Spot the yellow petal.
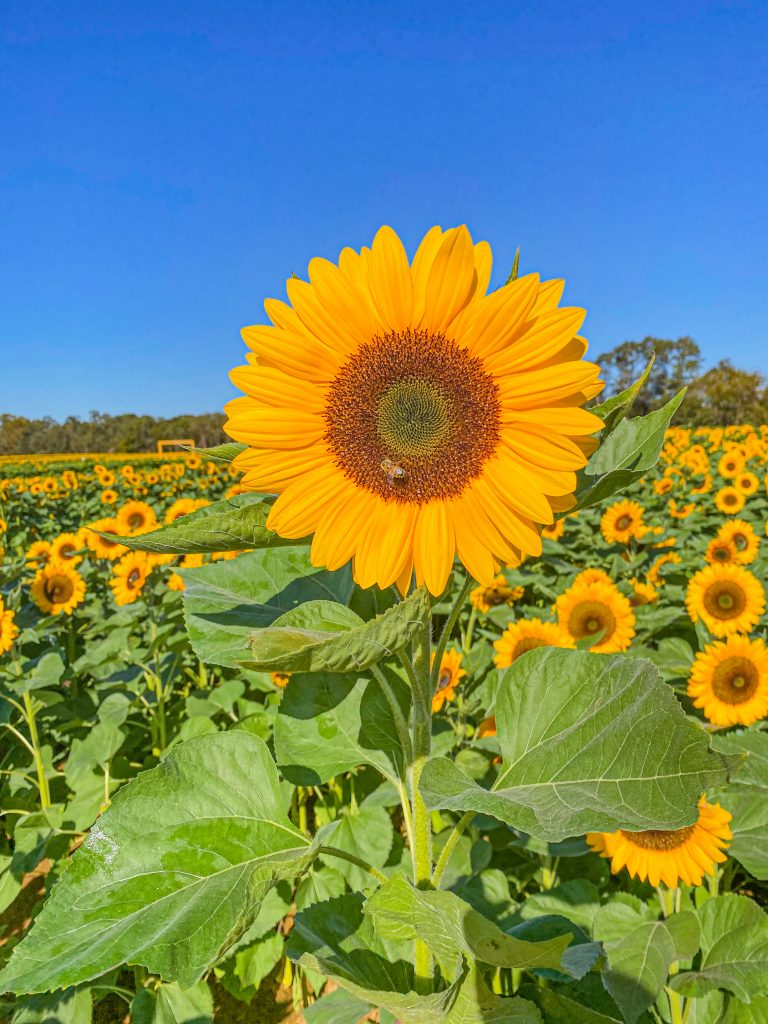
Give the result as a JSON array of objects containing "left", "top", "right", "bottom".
[
  {"left": 421, "top": 226, "right": 478, "bottom": 334},
  {"left": 366, "top": 226, "right": 414, "bottom": 332},
  {"left": 413, "top": 502, "right": 455, "bottom": 596}
]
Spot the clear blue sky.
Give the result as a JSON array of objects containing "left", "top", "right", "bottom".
[{"left": 1, "top": 0, "right": 766, "bottom": 420}]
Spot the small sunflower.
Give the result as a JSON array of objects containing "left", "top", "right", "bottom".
[
  {"left": 555, "top": 579, "right": 636, "bottom": 653},
  {"left": 715, "top": 486, "right": 746, "bottom": 515},
  {"left": 494, "top": 617, "right": 574, "bottom": 668},
  {"left": 690, "top": 474, "right": 712, "bottom": 495},
  {"left": 431, "top": 648, "right": 466, "bottom": 712},
  {"left": 572, "top": 567, "right": 613, "bottom": 587},
  {"left": 270, "top": 671, "right": 291, "bottom": 689},
  {"left": 30, "top": 560, "right": 86, "bottom": 615},
  {"left": 718, "top": 451, "right": 745, "bottom": 479},
  {"left": 101, "top": 488, "right": 118, "bottom": 505},
  {"left": 226, "top": 224, "right": 604, "bottom": 596},
  {"left": 706, "top": 537, "right": 737, "bottom": 566},
  {"left": 0, "top": 600, "right": 19, "bottom": 655},
  {"left": 653, "top": 477, "right": 674, "bottom": 496},
  {"left": 718, "top": 520, "right": 759, "bottom": 565},
  {"left": 668, "top": 499, "right": 695, "bottom": 519},
  {"left": 85, "top": 518, "right": 128, "bottom": 561},
  {"left": 110, "top": 551, "right": 152, "bottom": 606},
  {"left": 587, "top": 797, "right": 731, "bottom": 888},
  {"left": 600, "top": 499, "right": 646, "bottom": 545},
  {"left": 629, "top": 579, "right": 658, "bottom": 607},
  {"left": 115, "top": 500, "right": 158, "bottom": 535},
  {"left": 542, "top": 519, "right": 565, "bottom": 542},
  {"left": 735, "top": 471, "right": 759, "bottom": 495},
  {"left": 686, "top": 563, "right": 765, "bottom": 638},
  {"left": 25, "top": 540, "right": 52, "bottom": 569},
  {"left": 688, "top": 635, "right": 768, "bottom": 727},
  {"left": 647, "top": 550, "right": 682, "bottom": 586},
  {"left": 164, "top": 498, "right": 210, "bottom": 523},
  {"left": 50, "top": 531, "right": 85, "bottom": 565},
  {"left": 470, "top": 574, "right": 524, "bottom": 613},
  {"left": 476, "top": 716, "right": 497, "bottom": 738}
]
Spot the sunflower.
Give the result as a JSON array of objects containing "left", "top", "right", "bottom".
[
  {"left": 718, "top": 451, "right": 745, "bottom": 478},
  {"left": 270, "top": 671, "right": 291, "bottom": 689},
  {"left": 572, "top": 567, "right": 613, "bottom": 587},
  {"left": 101, "top": 488, "right": 118, "bottom": 505},
  {"left": 555, "top": 579, "right": 636, "bottom": 653},
  {"left": 30, "top": 560, "right": 86, "bottom": 615},
  {"left": 735, "top": 471, "right": 759, "bottom": 495},
  {"left": 164, "top": 498, "right": 210, "bottom": 523},
  {"left": 653, "top": 477, "right": 674, "bottom": 496},
  {"left": 115, "top": 500, "right": 157, "bottom": 535},
  {"left": 587, "top": 797, "right": 731, "bottom": 888},
  {"left": 225, "top": 225, "right": 604, "bottom": 595},
  {"left": 629, "top": 579, "right": 658, "bottom": 607},
  {"left": 110, "top": 551, "right": 152, "bottom": 606},
  {"left": 476, "top": 716, "right": 497, "bottom": 738},
  {"left": 647, "top": 551, "right": 682, "bottom": 585},
  {"left": 541, "top": 518, "right": 565, "bottom": 542},
  {"left": 493, "top": 617, "right": 574, "bottom": 668},
  {"left": 600, "top": 499, "right": 646, "bottom": 545},
  {"left": 25, "top": 540, "right": 52, "bottom": 569},
  {"left": 668, "top": 499, "right": 695, "bottom": 519},
  {"left": 690, "top": 474, "right": 712, "bottom": 495},
  {"left": 50, "top": 531, "right": 85, "bottom": 564},
  {"left": 0, "top": 600, "right": 19, "bottom": 655},
  {"left": 715, "top": 486, "right": 746, "bottom": 515},
  {"left": 470, "top": 574, "right": 524, "bottom": 613},
  {"left": 431, "top": 648, "right": 466, "bottom": 712},
  {"left": 688, "top": 635, "right": 768, "bottom": 727},
  {"left": 718, "top": 520, "right": 759, "bottom": 565},
  {"left": 686, "top": 563, "right": 765, "bottom": 637},
  {"left": 706, "top": 537, "right": 737, "bottom": 566},
  {"left": 85, "top": 518, "right": 127, "bottom": 561}
]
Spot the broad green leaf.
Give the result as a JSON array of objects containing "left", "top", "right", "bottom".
[
  {"left": 274, "top": 669, "right": 409, "bottom": 785},
  {"left": 593, "top": 905, "right": 700, "bottom": 1024},
  {"left": 302, "top": 989, "right": 373, "bottom": 1024},
  {"left": 539, "top": 987, "right": 625, "bottom": 1023},
  {"left": 182, "top": 549, "right": 354, "bottom": 667},
  {"left": 590, "top": 356, "right": 655, "bottom": 435},
  {"left": 131, "top": 980, "right": 214, "bottom": 1024},
  {"left": 246, "top": 588, "right": 430, "bottom": 673},
  {"left": 712, "top": 731, "right": 768, "bottom": 878},
  {"left": 420, "top": 649, "right": 732, "bottom": 842},
  {"left": 108, "top": 494, "right": 297, "bottom": 554},
  {"left": 366, "top": 874, "right": 571, "bottom": 982},
  {"left": 14, "top": 652, "right": 65, "bottom": 695},
  {"left": 520, "top": 880, "right": 601, "bottom": 934},
  {"left": 9, "top": 988, "right": 92, "bottom": 1024},
  {"left": 575, "top": 390, "right": 686, "bottom": 510},
  {"left": 0, "top": 732, "right": 317, "bottom": 994},
  {"left": 670, "top": 895, "right": 768, "bottom": 1003},
  {"left": 223, "top": 931, "right": 284, "bottom": 999}
]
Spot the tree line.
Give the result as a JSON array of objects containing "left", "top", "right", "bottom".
[{"left": 1, "top": 338, "right": 766, "bottom": 454}]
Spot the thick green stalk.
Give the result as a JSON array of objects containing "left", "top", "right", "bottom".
[
  {"left": 22, "top": 692, "right": 51, "bottom": 809},
  {"left": 410, "top": 610, "right": 434, "bottom": 991}
]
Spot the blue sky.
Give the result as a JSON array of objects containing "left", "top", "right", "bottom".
[{"left": 1, "top": 0, "right": 766, "bottom": 420}]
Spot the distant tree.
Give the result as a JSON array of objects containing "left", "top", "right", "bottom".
[
  {"left": 684, "top": 360, "right": 768, "bottom": 426},
  {"left": 594, "top": 337, "right": 702, "bottom": 416}
]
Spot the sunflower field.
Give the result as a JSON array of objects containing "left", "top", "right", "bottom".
[{"left": 2, "top": 228, "right": 768, "bottom": 1024}]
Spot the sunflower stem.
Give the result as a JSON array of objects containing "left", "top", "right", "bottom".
[
  {"left": 22, "top": 692, "right": 51, "bottom": 810},
  {"left": 410, "top": 600, "right": 434, "bottom": 992}
]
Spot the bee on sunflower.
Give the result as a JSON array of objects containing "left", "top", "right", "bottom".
[
  {"left": 225, "top": 224, "right": 604, "bottom": 595},
  {"left": 555, "top": 578, "right": 636, "bottom": 653},
  {"left": 587, "top": 797, "right": 732, "bottom": 888},
  {"left": 30, "top": 559, "right": 86, "bottom": 615},
  {"left": 688, "top": 635, "right": 768, "bottom": 727},
  {"left": 686, "top": 563, "right": 765, "bottom": 637},
  {"left": 494, "top": 617, "right": 574, "bottom": 668}
]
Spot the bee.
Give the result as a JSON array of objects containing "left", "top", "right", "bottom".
[{"left": 380, "top": 458, "right": 407, "bottom": 487}]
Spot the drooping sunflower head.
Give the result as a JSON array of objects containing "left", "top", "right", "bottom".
[
  {"left": 688, "top": 635, "right": 768, "bottom": 727},
  {"left": 226, "top": 225, "right": 604, "bottom": 595},
  {"left": 493, "top": 617, "right": 574, "bottom": 668},
  {"left": 587, "top": 797, "right": 732, "bottom": 888},
  {"left": 431, "top": 647, "right": 466, "bottom": 712},
  {"left": 555, "top": 579, "right": 636, "bottom": 653},
  {"left": 110, "top": 551, "right": 152, "bottom": 606},
  {"left": 718, "top": 520, "right": 759, "bottom": 565},
  {"left": 30, "top": 559, "right": 86, "bottom": 616},
  {"left": 600, "top": 499, "right": 646, "bottom": 545},
  {"left": 115, "top": 500, "right": 158, "bottom": 536},
  {"left": 686, "top": 563, "right": 765, "bottom": 638}
]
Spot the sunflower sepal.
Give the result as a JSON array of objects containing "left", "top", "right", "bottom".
[{"left": 103, "top": 494, "right": 297, "bottom": 554}]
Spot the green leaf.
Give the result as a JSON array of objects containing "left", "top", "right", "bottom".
[
  {"left": 419, "top": 648, "right": 732, "bottom": 842},
  {"left": 575, "top": 389, "right": 686, "bottom": 510},
  {"left": 274, "top": 669, "right": 409, "bottom": 785},
  {"left": 712, "top": 731, "right": 768, "bottom": 878},
  {"left": 182, "top": 548, "right": 354, "bottom": 667},
  {"left": 0, "top": 732, "right": 318, "bottom": 994},
  {"left": 520, "top": 880, "right": 601, "bottom": 934},
  {"left": 590, "top": 356, "right": 655, "bottom": 435},
  {"left": 194, "top": 443, "right": 247, "bottom": 462},
  {"left": 9, "top": 989, "right": 92, "bottom": 1024},
  {"left": 302, "top": 988, "right": 373, "bottom": 1024},
  {"left": 131, "top": 980, "right": 214, "bottom": 1024},
  {"left": 109, "top": 494, "right": 300, "bottom": 554},
  {"left": 670, "top": 895, "right": 768, "bottom": 1003},
  {"left": 367, "top": 874, "right": 571, "bottom": 983},
  {"left": 246, "top": 588, "right": 430, "bottom": 673},
  {"left": 593, "top": 903, "right": 700, "bottom": 1024},
  {"left": 14, "top": 652, "right": 65, "bottom": 695}
]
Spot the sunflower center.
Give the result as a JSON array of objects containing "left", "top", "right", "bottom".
[
  {"left": 438, "top": 670, "right": 452, "bottom": 690},
  {"left": 44, "top": 575, "right": 74, "bottom": 604},
  {"left": 128, "top": 514, "right": 144, "bottom": 529},
  {"left": 59, "top": 543, "right": 76, "bottom": 559},
  {"left": 513, "top": 637, "right": 548, "bottom": 660},
  {"left": 569, "top": 601, "right": 615, "bottom": 643},
  {"left": 732, "top": 532, "right": 748, "bottom": 550},
  {"left": 620, "top": 825, "right": 696, "bottom": 850},
  {"left": 615, "top": 515, "right": 632, "bottom": 532},
  {"left": 712, "top": 656, "right": 760, "bottom": 704},
  {"left": 704, "top": 582, "right": 746, "bottom": 621},
  {"left": 323, "top": 329, "right": 501, "bottom": 503},
  {"left": 713, "top": 545, "right": 731, "bottom": 562},
  {"left": 127, "top": 569, "right": 142, "bottom": 589}
]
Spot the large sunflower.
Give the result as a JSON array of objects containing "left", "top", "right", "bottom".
[
  {"left": 587, "top": 797, "right": 731, "bottom": 888},
  {"left": 600, "top": 499, "right": 646, "bottom": 545},
  {"left": 226, "top": 225, "right": 604, "bottom": 595},
  {"left": 686, "top": 563, "right": 765, "bottom": 637},
  {"left": 688, "top": 635, "right": 768, "bottom": 727},
  {"left": 493, "top": 617, "right": 574, "bottom": 668},
  {"left": 555, "top": 579, "right": 636, "bottom": 653},
  {"left": 30, "top": 560, "right": 86, "bottom": 615}
]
